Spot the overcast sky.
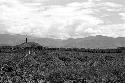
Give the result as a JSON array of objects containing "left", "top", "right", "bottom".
[{"left": 0, "top": 0, "right": 125, "bottom": 39}]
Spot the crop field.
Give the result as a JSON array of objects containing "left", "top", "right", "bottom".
[{"left": 0, "top": 45, "right": 125, "bottom": 83}]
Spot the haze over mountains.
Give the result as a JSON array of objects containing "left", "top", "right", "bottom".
[{"left": 0, "top": 34, "right": 125, "bottom": 48}]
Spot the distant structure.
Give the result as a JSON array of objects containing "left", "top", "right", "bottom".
[{"left": 26, "top": 38, "right": 28, "bottom": 43}]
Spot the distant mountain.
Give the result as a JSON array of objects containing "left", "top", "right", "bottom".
[
  {"left": 0, "top": 34, "right": 125, "bottom": 48},
  {"left": 0, "top": 34, "right": 34, "bottom": 46}
]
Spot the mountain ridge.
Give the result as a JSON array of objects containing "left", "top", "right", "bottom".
[{"left": 0, "top": 34, "right": 125, "bottom": 48}]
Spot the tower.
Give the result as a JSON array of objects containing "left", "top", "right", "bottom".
[{"left": 26, "top": 37, "right": 28, "bottom": 43}]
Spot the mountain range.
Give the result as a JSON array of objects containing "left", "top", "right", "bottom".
[{"left": 0, "top": 34, "right": 125, "bottom": 48}]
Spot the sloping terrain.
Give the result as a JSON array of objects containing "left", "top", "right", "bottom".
[
  {"left": 16, "top": 42, "right": 41, "bottom": 48},
  {"left": 0, "top": 46, "right": 125, "bottom": 83}
]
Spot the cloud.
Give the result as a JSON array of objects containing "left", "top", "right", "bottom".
[
  {"left": 0, "top": 0, "right": 124, "bottom": 39},
  {"left": 119, "top": 13, "right": 125, "bottom": 20},
  {"left": 99, "top": 24, "right": 125, "bottom": 37},
  {"left": 104, "top": 2, "right": 123, "bottom": 8},
  {"left": 85, "top": 24, "right": 125, "bottom": 38}
]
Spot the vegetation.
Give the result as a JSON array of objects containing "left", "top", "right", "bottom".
[{"left": 0, "top": 44, "right": 125, "bottom": 83}]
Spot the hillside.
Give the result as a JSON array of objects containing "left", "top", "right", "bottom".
[
  {"left": 0, "top": 34, "right": 125, "bottom": 48},
  {"left": 0, "top": 44, "right": 124, "bottom": 83}
]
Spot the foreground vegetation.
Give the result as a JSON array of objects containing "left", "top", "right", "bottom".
[{"left": 0, "top": 45, "right": 125, "bottom": 83}]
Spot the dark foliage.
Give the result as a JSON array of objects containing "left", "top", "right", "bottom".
[
  {"left": 105, "top": 56, "right": 115, "bottom": 61},
  {"left": 0, "top": 45, "right": 125, "bottom": 83},
  {"left": 2, "top": 65, "right": 13, "bottom": 72},
  {"left": 58, "top": 56, "right": 71, "bottom": 62}
]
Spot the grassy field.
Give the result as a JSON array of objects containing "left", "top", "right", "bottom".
[{"left": 0, "top": 46, "right": 125, "bottom": 83}]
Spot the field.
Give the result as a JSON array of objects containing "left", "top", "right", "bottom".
[{"left": 0, "top": 45, "right": 125, "bottom": 83}]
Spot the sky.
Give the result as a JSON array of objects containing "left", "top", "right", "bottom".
[{"left": 0, "top": 0, "right": 125, "bottom": 39}]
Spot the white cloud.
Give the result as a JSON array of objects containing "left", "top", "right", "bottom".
[
  {"left": 104, "top": 2, "right": 123, "bottom": 8},
  {"left": 0, "top": 0, "right": 124, "bottom": 39},
  {"left": 85, "top": 24, "right": 125, "bottom": 38},
  {"left": 119, "top": 13, "right": 125, "bottom": 20}
]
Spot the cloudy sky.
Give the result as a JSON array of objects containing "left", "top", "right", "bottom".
[{"left": 0, "top": 0, "right": 125, "bottom": 39}]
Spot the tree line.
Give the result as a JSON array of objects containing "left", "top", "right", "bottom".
[{"left": 0, "top": 45, "right": 124, "bottom": 53}]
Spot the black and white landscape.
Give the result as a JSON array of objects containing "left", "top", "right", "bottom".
[
  {"left": 1, "top": 34, "right": 125, "bottom": 48},
  {"left": 0, "top": 35, "right": 124, "bottom": 83},
  {"left": 0, "top": 0, "right": 125, "bottom": 83}
]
